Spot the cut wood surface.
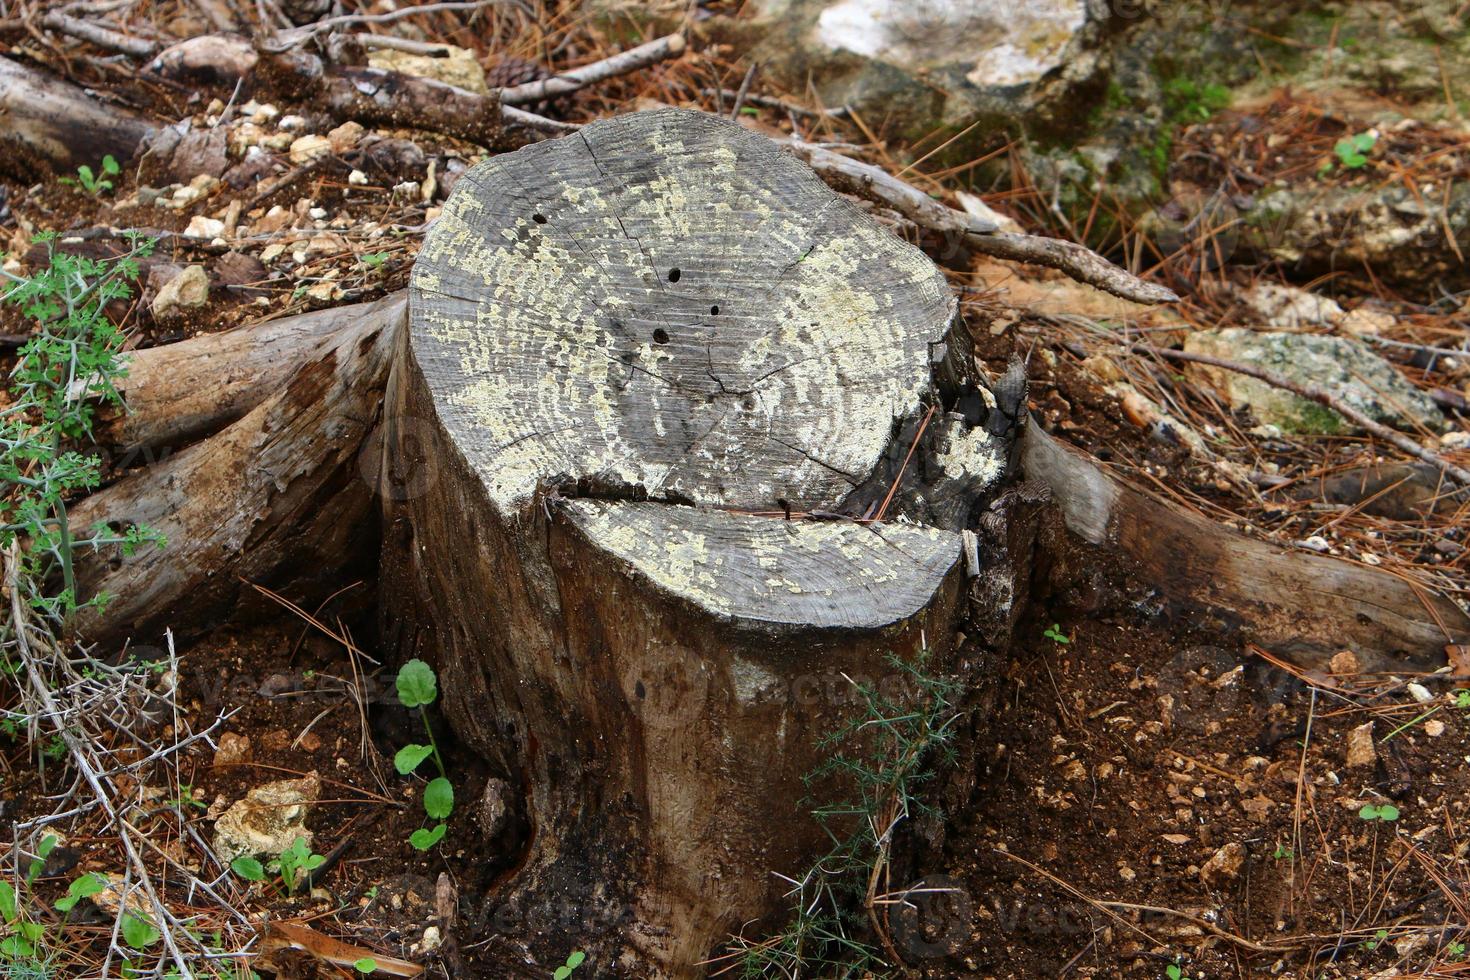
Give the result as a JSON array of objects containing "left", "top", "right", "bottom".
[
  {"left": 383, "top": 108, "right": 1004, "bottom": 974},
  {"left": 1021, "top": 424, "right": 1468, "bottom": 671}
]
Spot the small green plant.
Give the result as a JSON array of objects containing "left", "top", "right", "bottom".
[
  {"left": 354, "top": 957, "right": 378, "bottom": 974},
  {"left": 120, "top": 912, "right": 160, "bottom": 950},
  {"left": 229, "top": 856, "right": 265, "bottom": 882},
  {"left": 1166, "top": 963, "right": 1190, "bottom": 980},
  {"left": 1359, "top": 803, "right": 1400, "bottom": 822},
  {"left": 1455, "top": 690, "right": 1469, "bottom": 710},
  {"left": 360, "top": 252, "right": 389, "bottom": 270},
  {"left": 1163, "top": 78, "right": 1231, "bottom": 123},
  {"left": 393, "top": 659, "right": 454, "bottom": 850},
  {"left": 277, "top": 837, "right": 326, "bottom": 894},
  {"left": 1, "top": 234, "right": 165, "bottom": 625},
  {"left": 1333, "top": 132, "right": 1377, "bottom": 170},
  {"left": 1042, "top": 623, "right": 1070, "bottom": 644},
  {"left": 1449, "top": 941, "right": 1466, "bottom": 958},
  {"left": 553, "top": 951, "right": 586, "bottom": 978},
  {"left": 1272, "top": 844, "right": 1292, "bottom": 860},
  {"left": 59, "top": 155, "right": 120, "bottom": 196},
  {"left": 53, "top": 872, "right": 107, "bottom": 913},
  {"left": 1365, "top": 928, "right": 1390, "bottom": 950}
]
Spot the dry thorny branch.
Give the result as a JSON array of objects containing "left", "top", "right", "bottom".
[{"left": 3, "top": 545, "right": 242, "bottom": 978}]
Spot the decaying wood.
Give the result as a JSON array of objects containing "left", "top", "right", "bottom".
[
  {"left": 784, "top": 138, "right": 1180, "bottom": 307},
  {"left": 1020, "top": 424, "right": 1467, "bottom": 670},
  {"left": 0, "top": 56, "right": 156, "bottom": 175},
  {"left": 72, "top": 294, "right": 403, "bottom": 643},
  {"left": 95, "top": 299, "right": 391, "bottom": 456},
  {"left": 380, "top": 108, "right": 1007, "bottom": 974}
]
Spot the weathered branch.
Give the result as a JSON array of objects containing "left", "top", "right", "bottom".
[
  {"left": 0, "top": 55, "right": 157, "bottom": 175},
  {"left": 497, "top": 32, "right": 686, "bottom": 105},
  {"left": 785, "top": 138, "right": 1179, "bottom": 306},
  {"left": 1020, "top": 424, "right": 1467, "bottom": 669},
  {"left": 40, "top": 10, "right": 158, "bottom": 58},
  {"left": 72, "top": 294, "right": 404, "bottom": 643},
  {"left": 97, "top": 299, "right": 388, "bottom": 455}
]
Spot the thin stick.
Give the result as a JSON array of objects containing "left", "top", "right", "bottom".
[
  {"left": 873, "top": 403, "right": 936, "bottom": 523},
  {"left": 40, "top": 10, "right": 157, "bottom": 57},
  {"left": 498, "top": 33, "right": 686, "bottom": 106},
  {"left": 729, "top": 62, "right": 758, "bottom": 119}
]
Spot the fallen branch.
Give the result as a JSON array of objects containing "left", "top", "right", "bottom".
[
  {"left": 94, "top": 299, "right": 382, "bottom": 455},
  {"left": 1118, "top": 342, "right": 1470, "bottom": 489},
  {"left": 498, "top": 32, "right": 686, "bottom": 106},
  {"left": 40, "top": 9, "right": 158, "bottom": 57},
  {"left": 0, "top": 55, "right": 157, "bottom": 175},
  {"left": 785, "top": 138, "right": 1178, "bottom": 306}
]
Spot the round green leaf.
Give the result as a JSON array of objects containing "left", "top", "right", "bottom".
[
  {"left": 408, "top": 823, "right": 446, "bottom": 851},
  {"left": 230, "top": 856, "right": 265, "bottom": 881},
  {"left": 394, "top": 744, "right": 434, "bottom": 775},
  {"left": 121, "top": 912, "right": 160, "bottom": 950},
  {"left": 1379, "top": 804, "right": 1400, "bottom": 821},
  {"left": 354, "top": 957, "right": 377, "bottom": 974},
  {"left": 424, "top": 777, "right": 454, "bottom": 820},
  {"left": 567, "top": 951, "right": 586, "bottom": 968},
  {"left": 396, "top": 659, "right": 438, "bottom": 708}
]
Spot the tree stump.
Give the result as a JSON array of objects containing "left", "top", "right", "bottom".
[{"left": 380, "top": 109, "right": 1012, "bottom": 974}]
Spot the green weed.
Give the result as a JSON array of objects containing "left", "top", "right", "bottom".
[
  {"left": 393, "top": 659, "right": 454, "bottom": 851},
  {"left": 59, "top": 156, "right": 120, "bottom": 197}
]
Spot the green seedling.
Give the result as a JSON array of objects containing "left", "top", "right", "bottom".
[
  {"left": 1322, "top": 131, "right": 1377, "bottom": 175},
  {"left": 121, "top": 913, "right": 160, "bottom": 950},
  {"left": 553, "top": 950, "right": 586, "bottom": 978},
  {"left": 1359, "top": 803, "right": 1400, "bottom": 822},
  {"left": 1043, "top": 624, "right": 1070, "bottom": 644},
  {"left": 1166, "top": 965, "right": 1188, "bottom": 980},
  {"left": 60, "top": 155, "right": 120, "bottom": 196},
  {"left": 230, "top": 856, "right": 265, "bottom": 882},
  {"left": 354, "top": 957, "right": 378, "bottom": 974},
  {"left": 360, "top": 252, "right": 389, "bottom": 270},
  {"left": 394, "top": 659, "right": 455, "bottom": 850},
  {"left": 278, "top": 837, "right": 326, "bottom": 894},
  {"left": 54, "top": 872, "right": 107, "bottom": 913},
  {"left": 1455, "top": 690, "right": 1470, "bottom": 710},
  {"left": 1365, "top": 928, "right": 1390, "bottom": 950}
]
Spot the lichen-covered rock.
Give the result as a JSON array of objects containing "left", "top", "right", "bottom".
[
  {"left": 212, "top": 771, "right": 319, "bottom": 863},
  {"left": 679, "top": 0, "right": 1102, "bottom": 140},
  {"left": 1183, "top": 328, "right": 1446, "bottom": 435},
  {"left": 367, "top": 46, "right": 488, "bottom": 95}
]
